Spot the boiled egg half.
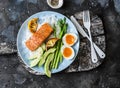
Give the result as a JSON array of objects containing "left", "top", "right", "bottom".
[
  {"left": 62, "top": 33, "right": 78, "bottom": 46},
  {"left": 61, "top": 45, "right": 75, "bottom": 60}
]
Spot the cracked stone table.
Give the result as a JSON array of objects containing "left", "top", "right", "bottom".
[{"left": 0, "top": 0, "right": 120, "bottom": 88}]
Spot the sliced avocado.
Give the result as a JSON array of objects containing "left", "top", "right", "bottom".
[
  {"left": 29, "top": 47, "right": 43, "bottom": 60},
  {"left": 38, "top": 55, "right": 44, "bottom": 67},
  {"left": 29, "top": 54, "right": 37, "bottom": 60},
  {"left": 44, "top": 53, "right": 54, "bottom": 77},
  {"left": 38, "top": 48, "right": 56, "bottom": 67},
  {"left": 30, "top": 56, "right": 42, "bottom": 67},
  {"left": 41, "top": 43, "right": 46, "bottom": 51}
]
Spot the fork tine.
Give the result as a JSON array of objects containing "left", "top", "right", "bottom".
[
  {"left": 87, "top": 10, "right": 90, "bottom": 22},
  {"left": 84, "top": 10, "right": 90, "bottom": 22},
  {"left": 83, "top": 10, "right": 91, "bottom": 27},
  {"left": 83, "top": 10, "right": 87, "bottom": 22},
  {"left": 83, "top": 11, "right": 86, "bottom": 22}
]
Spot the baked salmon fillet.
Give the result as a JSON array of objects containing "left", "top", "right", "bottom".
[{"left": 25, "top": 23, "right": 53, "bottom": 51}]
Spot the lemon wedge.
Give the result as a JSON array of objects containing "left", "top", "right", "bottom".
[
  {"left": 28, "top": 18, "right": 38, "bottom": 33},
  {"left": 46, "top": 38, "right": 59, "bottom": 50}
]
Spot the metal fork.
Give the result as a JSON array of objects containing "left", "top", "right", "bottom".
[{"left": 83, "top": 10, "right": 98, "bottom": 63}]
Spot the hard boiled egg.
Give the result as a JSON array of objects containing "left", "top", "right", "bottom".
[
  {"left": 62, "top": 33, "right": 78, "bottom": 46},
  {"left": 61, "top": 45, "right": 75, "bottom": 60}
]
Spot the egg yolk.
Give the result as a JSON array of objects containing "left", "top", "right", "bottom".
[
  {"left": 66, "top": 34, "right": 75, "bottom": 45},
  {"left": 63, "top": 47, "right": 72, "bottom": 58}
]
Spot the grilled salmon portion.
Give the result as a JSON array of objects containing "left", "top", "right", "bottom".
[{"left": 25, "top": 23, "right": 53, "bottom": 51}]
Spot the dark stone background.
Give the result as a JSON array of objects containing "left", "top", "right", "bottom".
[{"left": 0, "top": 0, "right": 120, "bottom": 88}]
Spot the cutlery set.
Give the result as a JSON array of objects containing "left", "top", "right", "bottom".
[{"left": 70, "top": 10, "right": 105, "bottom": 63}]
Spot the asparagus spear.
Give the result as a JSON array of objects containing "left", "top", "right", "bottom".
[
  {"left": 53, "top": 24, "right": 57, "bottom": 37},
  {"left": 50, "top": 18, "right": 68, "bottom": 69},
  {"left": 59, "top": 43, "right": 63, "bottom": 63},
  {"left": 53, "top": 19, "right": 68, "bottom": 69},
  {"left": 52, "top": 41, "right": 60, "bottom": 68},
  {"left": 54, "top": 41, "right": 62, "bottom": 69}
]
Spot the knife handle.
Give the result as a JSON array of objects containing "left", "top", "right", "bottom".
[{"left": 93, "top": 43, "right": 106, "bottom": 58}]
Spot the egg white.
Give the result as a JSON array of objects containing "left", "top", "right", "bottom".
[
  {"left": 61, "top": 45, "right": 75, "bottom": 60},
  {"left": 62, "top": 33, "right": 78, "bottom": 46}
]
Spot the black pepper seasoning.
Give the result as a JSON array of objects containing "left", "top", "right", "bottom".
[{"left": 51, "top": 0, "right": 59, "bottom": 6}]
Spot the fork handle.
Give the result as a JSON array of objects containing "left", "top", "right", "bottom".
[
  {"left": 90, "top": 42, "right": 98, "bottom": 63},
  {"left": 88, "top": 28, "right": 98, "bottom": 63}
]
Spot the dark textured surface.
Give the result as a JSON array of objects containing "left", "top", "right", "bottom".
[{"left": 0, "top": 0, "right": 120, "bottom": 88}]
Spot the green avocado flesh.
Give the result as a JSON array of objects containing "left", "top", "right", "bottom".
[
  {"left": 44, "top": 53, "right": 54, "bottom": 77},
  {"left": 38, "top": 48, "right": 56, "bottom": 67}
]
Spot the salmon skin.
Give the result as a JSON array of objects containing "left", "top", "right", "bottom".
[{"left": 25, "top": 23, "right": 53, "bottom": 51}]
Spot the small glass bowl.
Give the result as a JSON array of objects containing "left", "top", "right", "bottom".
[{"left": 47, "top": 0, "right": 63, "bottom": 9}]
